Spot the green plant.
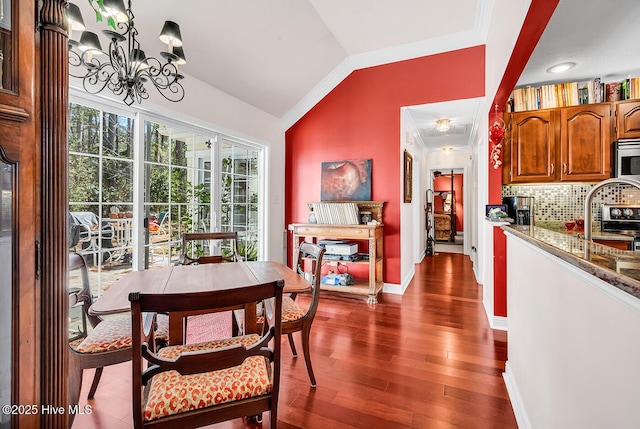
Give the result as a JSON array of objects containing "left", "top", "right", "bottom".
[
  {"left": 238, "top": 240, "right": 258, "bottom": 261},
  {"left": 87, "top": 0, "right": 118, "bottom": 30}
]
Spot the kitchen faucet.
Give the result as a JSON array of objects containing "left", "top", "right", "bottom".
[{"left": 583, "top": 177, "right": 640, "bottom": 242}]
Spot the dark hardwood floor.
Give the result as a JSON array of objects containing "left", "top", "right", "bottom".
[{"left": 71, "top": 252, "right": 516, "bottom": 428}]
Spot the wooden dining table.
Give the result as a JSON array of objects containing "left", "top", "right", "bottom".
[{"left": 89, "top": 261, "right": 309, "bottom": 345}]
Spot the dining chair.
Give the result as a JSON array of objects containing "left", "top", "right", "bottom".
[
  {"left": 129, "top": 279, "right": 284, "bottom": 428},
  {"left": 242, "top": 242, "right": 325, "bottom": 387},
  {"left": 179, "top": 231, "right": 240, "bottom": 265},
  {"left": 278, "top": 242, "right": 325, "bottom": 387},
  {"left": 68, "top": 253, "right": 168, "bottom": 403}
]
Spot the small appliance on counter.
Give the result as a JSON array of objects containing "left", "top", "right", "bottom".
[{"left": 502, "top": 196, "right": 534, "bottom": 225}]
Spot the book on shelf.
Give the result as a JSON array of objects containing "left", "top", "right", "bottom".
[
  {"left": 509, "top": 76, "right": 639, "bottom": 112},
  {"left": 605, "top": 82, "right": 622, "bottom": 102}
]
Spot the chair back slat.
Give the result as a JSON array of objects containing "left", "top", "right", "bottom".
[
  {"left": 297, "top": 242, "right": 325, "bottom": 321},
  {"left": 179, "top": 231, "right": 240, "bottom": 265},
  {"left": 129, "top": 282, "right": 277, "bottom": 314}
]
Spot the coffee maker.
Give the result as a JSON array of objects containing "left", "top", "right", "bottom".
[{"left": 502, "top": 196, "right": 534, "bottom": 225}]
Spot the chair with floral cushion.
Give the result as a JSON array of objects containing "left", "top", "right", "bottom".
[
  {"left": 68, "top": 253, "right": 168, "bottom": 404},
  {"left": 268, "top": 242, "right": 325, "bottom": 387},
  {"left": 129, "top": 279, "right": 284, "bottom": 428},
  {"left": 237, "top": 242, "right": 325, "bottom": 387}
]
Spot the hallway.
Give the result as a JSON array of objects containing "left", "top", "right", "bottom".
[{"left": 72, "top": 253, "right": 516, "bottom": 428}]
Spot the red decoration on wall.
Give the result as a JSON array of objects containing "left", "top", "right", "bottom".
[{"left": 489, "top": 104, "right": 505, "bottom": 169}]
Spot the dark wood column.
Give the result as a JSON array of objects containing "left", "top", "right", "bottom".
[{"left": 39, "top": 1, "right": 69, "bottom": 427}]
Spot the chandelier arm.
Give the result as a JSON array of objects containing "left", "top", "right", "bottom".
[
  {"left": 81, "top": 64, "right": 115, "bottom": 96},
  {"left": 138, "top": 60, "right": 185, "bottom": 103}
]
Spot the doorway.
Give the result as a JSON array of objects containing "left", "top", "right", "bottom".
[{"left": 431, "top": 168, "right": 464, "bottom": 254}]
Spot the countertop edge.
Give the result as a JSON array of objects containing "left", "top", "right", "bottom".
[{"left": 501, "top": 225, "right": 640, "bottom": 301}]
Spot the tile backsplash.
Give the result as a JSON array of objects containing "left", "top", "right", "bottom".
[{"left": 502, "top": 183, "right": 640, "bottom": 222}]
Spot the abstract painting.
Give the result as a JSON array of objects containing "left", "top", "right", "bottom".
[{"left": 321, "top": 159, "right": 371, "bottom": 201}]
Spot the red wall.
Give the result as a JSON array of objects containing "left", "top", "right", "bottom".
[
  {"left": 433, "top": 174, "right": 464, "bottom": 232},
  {"left": 285, "top": 47, "right": 485, "bottom": 284},
  {"left": 490, "top": 0, "right": 559, "bottom": 317}
]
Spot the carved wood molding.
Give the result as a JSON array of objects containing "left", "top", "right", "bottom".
[
  {"left": 0, "top": 103, "right": 29, "bottom": 122},
  {"left": 39, "top": 1, "right": 70, "bottom": 428}
]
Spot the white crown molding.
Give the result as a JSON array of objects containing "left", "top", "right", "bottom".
[
  {"left": 401, "top": 107, "right": 427, "bottom": 151},
  {"left": 350, "top": 29, "right": 484, "bottom": 71},
  {"left": 281, "top": 57, "right": 355, "bottom": 129},
  {"left": 475, "top": 0, "right": 495, "bottom": 42}
]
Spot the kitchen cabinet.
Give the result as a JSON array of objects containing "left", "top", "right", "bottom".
[
  {"left": 615, "top": 100, "right": 640, "bottom": 140},
  {"left": 504, "top": 104, "right": 611, "bottom": 183},
  {"left": 507, "top": 109, "right": 558, "bottom": 183},
  {"left": 560, "top": 104, "right": 611, "bottom": 181}
]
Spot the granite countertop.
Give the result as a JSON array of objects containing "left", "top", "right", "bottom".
[{"left": 501, "top": 225, "right": 640, "bottom": 300}]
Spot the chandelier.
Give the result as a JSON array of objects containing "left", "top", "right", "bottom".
[{"left": 66, "top": 0, "right": 186, "bottom": 106}]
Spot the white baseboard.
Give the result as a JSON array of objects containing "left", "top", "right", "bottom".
[
  {"left": 382, "top": 282, "right": 404, "bottom": 295},
  {"left": 503, "top": 361, "right": 531, "bottom": 429},
  {"left": 491, "top": 315, "right": 508, "bottom": 331}
]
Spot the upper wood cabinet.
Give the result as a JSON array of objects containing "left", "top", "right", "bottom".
[
  {"left": 504, "top": 103, "right": 614, "bottom": 183},
  {"left": 507, "top": 110, "right": 558, "bottom": 183},
  {"left": 560, "top": 103, "right": 611, "bottom": 181},
  {"left": 615, "top": 100, "right": 640, "bottom": 140}
]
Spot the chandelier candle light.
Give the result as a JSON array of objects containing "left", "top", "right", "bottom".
[{"left": 67, "top": 0, "right": 187, "bottom": 106}]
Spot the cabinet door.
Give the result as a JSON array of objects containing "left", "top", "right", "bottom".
[
  {"left": 509, "top": 110, "right": 557, "bottom": 183},
  {"left": 616, "top": 100, "right": 640, "bottom": 140},
  {"left": 560, "top": 104, "right": 611, "bottom": 181},
  {"left": 0, "top": 1, "right": 38, "bottom": 427}
]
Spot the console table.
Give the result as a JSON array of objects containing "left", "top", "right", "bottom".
[{"left": 289, "top": 201, "right": 384, "bottom": 304}]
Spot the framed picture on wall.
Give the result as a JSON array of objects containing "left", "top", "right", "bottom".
[
  {"left": 320, "top": 159, "right": 372, "bottom": 201},
  {"left": 404, "top": 150, "right": 412, "bottom": 203}
]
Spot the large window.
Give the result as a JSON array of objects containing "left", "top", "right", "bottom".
[
  {"left": 68, "top": 103, "right": 135, "bottom": 294},
  {"left": 68, "top": 101, "right": 264, "bottom": 295},
  {"left": 220, "top": 139, "right": 260, "bottom": 261},
  {"left": 142, "top": 121, "right": 212, "bottom": 268}
]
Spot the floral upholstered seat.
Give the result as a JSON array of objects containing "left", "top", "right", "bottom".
[
  {"left": 75, "top": 316, "right": 131, "bottom": 353},
  {"left": 74, "top": 312, "right": 168, "bottom": 354},
  {"left": 144, "top": 334, "right": 270, "bottom": 422},
  {"left": 257, "top": 296, "right": 305, "bottom": 325},
  {"left": 130, "top": 280, "right": 284, "bottom": 428}
]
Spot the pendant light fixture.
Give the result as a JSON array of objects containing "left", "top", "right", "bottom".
[
  {"left": 436, "top": 119, "right": 451, "bottom": 133},
  {"left": 67, "top": 0, "right": 187, "bottom": 106}
]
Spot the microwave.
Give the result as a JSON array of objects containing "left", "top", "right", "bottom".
[{"left": 612, "top": 140, "right": 640, "bottom": 180}]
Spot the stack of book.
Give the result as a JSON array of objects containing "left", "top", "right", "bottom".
[
  {"left": 508, "top": 76, "right": 640, "bottom": 112},
  {"left": 310, "top": 202, "right": 360, "bottom": 225}
]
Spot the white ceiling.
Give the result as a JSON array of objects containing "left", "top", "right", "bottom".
[
  {"left": 517, "top": 0, "right": 640, "bottom": 89},
  {"left": 70, "top": 0, "right": 640, "bottom": 151},
  {"left": 406, "top": 0, "right": 640, "bottom": 151},
  {"left": 71, "top": 0, "right": 481, "bottom": 121}
]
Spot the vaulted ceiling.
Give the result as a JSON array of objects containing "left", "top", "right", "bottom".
[
  {"left": 71, "top": 0, "right": 640, "bottom": 150},
  {"left": 71, "top": 0, "right": 484, "bottom": 125}
]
